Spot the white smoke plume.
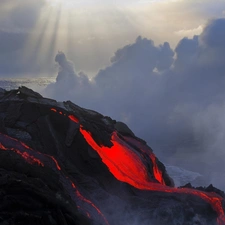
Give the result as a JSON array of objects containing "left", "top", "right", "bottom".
[{"left": 43, "top": 18, "right": 225, "bottom": 190}]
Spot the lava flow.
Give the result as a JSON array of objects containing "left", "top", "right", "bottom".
[
  {"left": 50, "top": 108, "right": 225, "bottom": 225},
  {"left": 123, "top": 135, "right": 165, "bottom": 185},
  {"left": 0, "top": 132, "right": 109, "bottom": 225}
]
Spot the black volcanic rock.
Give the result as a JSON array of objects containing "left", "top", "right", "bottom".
[{"left": 0, "top": 86, "right": 224, "bottom": 225}]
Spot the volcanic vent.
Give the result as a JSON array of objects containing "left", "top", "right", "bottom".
[{"left": 0, "top": 86, "right": 224, "bottom": 225}]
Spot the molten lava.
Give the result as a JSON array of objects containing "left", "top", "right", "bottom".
[
  {"left": 50, "top": 108, "right": 225, "bottom": 225},
  {"left": 80, "top": 129, "right": 153, "bottom": 189},
  {"left": 123, "top": 135, "right": 165, "bottom": 185},
  {"left": 69, "top": 114, "right": 80, "bottom": 123},
  {"left": 149, "top": 153, "right": 165, "bottom": 185}
]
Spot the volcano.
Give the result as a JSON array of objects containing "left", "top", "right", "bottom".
[{"left": 0, "top": 86, "right": 224, "bottom": 225}]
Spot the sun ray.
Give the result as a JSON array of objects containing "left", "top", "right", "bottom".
[
  {"left": 19, "top": 1, "right": 148, "bottom": 77},
  {"left": 32, "top": 9, "right": 53, "bottom": 64},
  {"left": 0, "top": 2, "right": 18, "bottom": 22},
  {"left": 66, "top": 10, "right": 73, "bottom": 56},
  {"left": 45, "top": 3, "right": 63, "bottom": 65},
  {"left": 22, "top": 6, "right": 53, "bottom": 64}
]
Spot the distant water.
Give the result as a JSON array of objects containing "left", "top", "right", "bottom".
[
  {"left": 0, "top": 77, "right": 55, "bottom": 92},
  {"left": 165, "top": 164, "right": 202, "bottom": 187}
]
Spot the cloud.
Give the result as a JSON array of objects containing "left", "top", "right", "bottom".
[
  {"left": 44, "top": 52, "right": 94, "bottom": 106},
  {"left": 200, "top": 18, "right": 225, "bottom": 48},
  {"left": 1, "top": 0, "right": 225, "bottom": 77},
  {"left": 43, "top": 18, "right": 225, "bottom": 191},
  {"left": 174, "top": 25, "right": 203, "bottom": 38}
]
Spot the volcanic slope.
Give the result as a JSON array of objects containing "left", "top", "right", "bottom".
[{"left": 0, "top": 86, "right": 224, "bottom": 225}]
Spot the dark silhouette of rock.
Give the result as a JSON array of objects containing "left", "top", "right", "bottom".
[{"left": 0, "top": 86, "right": 224, "bottom": 225}]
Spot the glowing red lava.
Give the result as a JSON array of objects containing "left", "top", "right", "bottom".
[
  {"left": 0, "top": 132, "right": 109, "bottom": 225},
  {"left": 149, "top": 153, "right": 165, "bottom": 185},
  {"left": 0, "top": 141, "right": 44, "bottom": 167},
  {"left": 123, "top": 135, "right": 165, "bottom": 185},
  {"left": 50, "top": 108, "right": 225, "bottom": 225},
  {"left": 49, "top": 155, "right": 61, "bottom": 170},
  {"left": 80, "top": 128, "right": 154, "bottom": 189},
  {"left": 68, "top": 115, "right": 79, "bottom": 123}
]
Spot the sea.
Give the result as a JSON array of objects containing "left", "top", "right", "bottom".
[{"left": 0, "top": 77, "right": 55, "bottom": 92}]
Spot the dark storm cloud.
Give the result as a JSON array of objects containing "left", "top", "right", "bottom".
[{"left": 44, "top": 18, "right": 225, "bottom": 190}]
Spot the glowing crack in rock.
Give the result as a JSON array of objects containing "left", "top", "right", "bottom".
[{"left": 0, "top": 132, "right": 109, "bottom": 225}]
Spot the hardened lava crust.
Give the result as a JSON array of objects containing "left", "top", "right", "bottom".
[{"left": 0, "top": 86, "right": 224, "bottom": 225}]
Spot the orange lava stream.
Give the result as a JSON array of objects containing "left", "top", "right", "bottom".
[
  {"left": 52, "top": 108, "right": 225, "bottom": 225},
  {"left": 123, "top": 135, "right": 165, "bottom": 185},
  {"left": 149, "top": 153, "right": 165, "bottom": 185},
  {"left": 81, "top": 128, "right": 153, "bottom": 188},
  {"left": 69, "top": 115, "right": 80, "bottom": 123},
  {"left": 50, "top": 108, "right": 225, "bottom": 224},
  {"left": 79, "top": 127, "right": 225, "bottom": 225}
]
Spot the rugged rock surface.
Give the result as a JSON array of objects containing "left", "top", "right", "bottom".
[{"left": 0, "top": 86, "right": 224, "bottom": 225}]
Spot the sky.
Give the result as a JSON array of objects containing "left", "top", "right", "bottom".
[
  {"left": 1, "top": 0, "right": 225, "bottom": 190},
  {"left": 0, "top": 0, "right": 224, "bottom": 76}
]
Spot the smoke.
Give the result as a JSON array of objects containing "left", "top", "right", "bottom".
[
  {"left": 44, "top": 52, "right": 96, "bottom": 107},
  {"left": 43, "top": 18, "right": 225, "bottom": 190}
]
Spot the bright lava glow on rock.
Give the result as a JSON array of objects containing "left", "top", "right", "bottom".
[
  {"left": 123, "top": 135, "right": 166, "bottom": 185},
  {"left": 50, "top": 108, "right": 225, "bottom": 225}
]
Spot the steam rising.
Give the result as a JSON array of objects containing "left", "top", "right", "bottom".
[{"left": 43, "top": 18, "right": 225, "bottom": 190}]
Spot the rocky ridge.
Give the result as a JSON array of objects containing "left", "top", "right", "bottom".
[{"left": 0, "top": 86, "right": 224, "bottom": 225}]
